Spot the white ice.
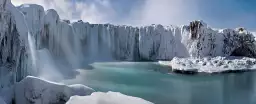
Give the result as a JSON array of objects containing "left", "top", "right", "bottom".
[
  {"left": 15, "top": 76, "right": 94, "bottom": 104},
  {"left": 66, "top": 91, "right": 153, "bottom": 104},
  {"left": 160, "top": 56, "right": 256, "bottom": 73}
]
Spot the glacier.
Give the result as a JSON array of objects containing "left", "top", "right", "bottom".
[
  {"left": 17, "top": 3, "right": 256, "bottom": 63},
  {"left": 1, "top": 0, "right": 256, "bottom": 103}
]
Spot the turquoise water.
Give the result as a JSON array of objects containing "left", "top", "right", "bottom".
[{"left": 63, "top": 62, "right": 256, "bottom": 104}]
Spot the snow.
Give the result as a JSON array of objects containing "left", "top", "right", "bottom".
[
  {"left": 0, "top": 97, "right": 7, "bottom": 104},
  {"left": 252, "top": 32, "right": 256, "bottom": 40},
  {"left": 0, "top": 86, "right": 14, "bottom": 104},
  {"left": 66, "top": 91, "right": 153, "bottom": 104},
  {"left": 15, "top": 76, "right": 94, "bottom": 104},
  {"left": 14, "top": 3, "right": 256, "bottom": 63},
  {"left": 1, "top": 0, "right": 256, "bottom": 103},
  {"left": 160, "top": 56, "right": 256, "bottom": 73},
  {"left": 0, "top": 0, "right": 32, "bottom": 96},
  {"left": 17, "top": 4, "right": 45, "bottom": 47}
]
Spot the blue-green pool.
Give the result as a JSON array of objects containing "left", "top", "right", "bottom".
[{"left": 63, "top": 62, "right": 256, "bottom": 104}]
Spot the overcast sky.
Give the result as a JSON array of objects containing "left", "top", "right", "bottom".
[{"left": 12, "top": 0, "right": 256, "bottom": 31}]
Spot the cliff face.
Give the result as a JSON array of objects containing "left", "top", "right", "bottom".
[
  {"left": 1, "top": 1, "right": 256, "bottom": 89},
  {"left": 18, "top": 4, "right": 256, "bottom": 62},
  {"left": 0, "top": 0, "right": 32, "bottom": 95}
]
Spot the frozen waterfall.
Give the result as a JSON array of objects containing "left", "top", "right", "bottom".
[{"left": 1, "top": 0, "right": 256, "bottom": 93}]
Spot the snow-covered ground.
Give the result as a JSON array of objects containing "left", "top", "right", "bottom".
[
  {"left": 66, "top": 91, "right": 153, "bottom": 104},
  {"left": 159, "top": 56, "right": 256, "bottom": 73},
  {"left": 15, "top": 76, "right": 94, "bottom": 104},
  {"left": 5, "top": 76, "right": 153, "bottom": 104}
]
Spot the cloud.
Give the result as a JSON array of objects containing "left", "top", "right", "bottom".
[
  {"left": 11, "top": 0, "right": 116, "bottom": 24},
  {"left": 75, "top": 0, "right": 116, "bottom": 23},
  {"left": 9, "top": 0, "right": 256, "bottom": 30},
  {"left": 11, "top": 0, "right": 202, "bottom": 26},
  {"left": 11, "top": 0, "right": 203, "bottom": 26},
  {"left": 126, "top": 0, "right": 201, "bottom": 26}
]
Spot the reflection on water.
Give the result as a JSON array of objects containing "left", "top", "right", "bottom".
[{"left": 63, "top": 62, "right": 256, "bottom": 104}]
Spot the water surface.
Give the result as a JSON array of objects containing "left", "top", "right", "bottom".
[{"left": 63, "top": 62, "right": 256, "bottom": 104}]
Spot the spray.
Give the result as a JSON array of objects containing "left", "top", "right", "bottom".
[{"left": 27, "top": 32, "right": 37, "bottom": 76}]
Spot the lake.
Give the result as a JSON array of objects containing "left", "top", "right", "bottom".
[{"left": 63, "top": 62, "right": 256, "bottom": 104}]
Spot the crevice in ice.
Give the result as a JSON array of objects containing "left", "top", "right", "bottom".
[{"left": 189, "top": 20, "right": 203, "bottom": 40}]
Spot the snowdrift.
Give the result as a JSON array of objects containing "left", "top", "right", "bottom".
[
  {"left": 66, "top": 91, "right": 153, "bottom": 104},
  {"left": 15, "top": 76, "right": 94, "bottom": 104}
]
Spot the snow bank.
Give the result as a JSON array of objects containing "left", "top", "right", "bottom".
[
  {"left": 15, "top": 76, "right": 94, "bottom": 104},
  {"left": 160, "top": 57, "right": 256, "bottom": 73},
  {"left": 66, "top": 91, "right": 153, "bottom": 104}
]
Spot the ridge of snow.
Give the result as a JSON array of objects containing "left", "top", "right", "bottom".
[
  {"left": 66, "top": 91, "right": 154, "bottom": 104},
  {"left": 15, "top": 76, "right": 94, "bottom": 104}
]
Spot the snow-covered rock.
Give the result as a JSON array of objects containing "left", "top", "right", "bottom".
[
  {"left": 160, "top": 56, "right": 256, "bottom": 73},
  {"left": 66, "top": 91, "right": 153, "bottom": 104},
  {"left": 15, "top": 76, "right": 94, "bottom": 104}
]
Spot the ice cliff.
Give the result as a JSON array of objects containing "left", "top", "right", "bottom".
[
  {"left": 1, "top": 0, "right": 256, "bottom": 88},
  {"left": 0, "top": 0, "right": 256, "bottom": 103},
  {"left": 0, "top": 0, "right": 34, "bottom": 96},
  {"left": 17, "top": 4, "right": 256, "bottom": 64}
]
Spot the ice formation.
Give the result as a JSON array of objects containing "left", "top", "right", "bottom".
[
  {"left": 0, "top": 86, "right": 13, "bottom": 104},
  {"left": 160, "top": 57, "right": 256, "bottom": 73},
  {"left": 1, "top": 0, "right": 256, "bottom": 103},
  {"left": 15, "top": 76, "right": 94, "bottom": 104},
  {"left": 16, "top": 4, "right": 256, "bottom": 64},
  {"left": 0, "top": 97, "right": 7, "bottom": 104},
  {"left": 0, "top": 0, "right": 34, "bottom": 96},
  {"left": 1, "top": 0, "right": 255, "bottom": 75},
  {"left": 66, "top": 91, "right": 153, "bottom": 104}
]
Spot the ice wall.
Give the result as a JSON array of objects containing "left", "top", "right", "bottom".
[
  {"left": 17, "top": 3, "right": 256, "bottom": 66},
  {"left": 1, "top": 1, "right": 256, "bottom": 89},
  {"left": 41, "top": 19, "right": 256, "bottom": 61},
  {"left": 0, "top": 0, "right": 33, "bottom": 95}
]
